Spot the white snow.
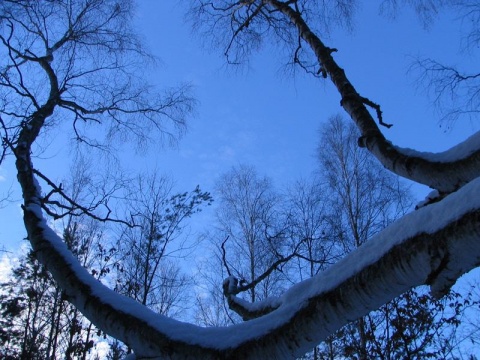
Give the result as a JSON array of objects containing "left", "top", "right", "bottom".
[
  {"left": 394, "top": 130, "right": 480, "bottom": 163},
  {"left": 416, "top": 189, "right": 440, "bottom": 208}
]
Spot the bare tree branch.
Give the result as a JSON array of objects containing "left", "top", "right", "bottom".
[
  {"left": 265, "top": 0, "right": 480, "bottom": 194},
  {"left": 32, "top": 168, "right": 133, "bottom": 226},
  {"left": 412, "top": 57, "right": 480, "bottom": 127}
]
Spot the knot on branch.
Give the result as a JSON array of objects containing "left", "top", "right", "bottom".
[
  {"left": 357, "top": 131, "right": 378, "bottom": 148},
  {"left": 357, "top": 135, "right": 368, "bottom": 148},
  {"left": 317, "top": 48, "right": 338, "bottom": 78},
  {"left": 326, "top": 47, "right": 338, "bottom": 54},
  {"left": 222, "top": 276, "right": 239, "bottom": 296}
]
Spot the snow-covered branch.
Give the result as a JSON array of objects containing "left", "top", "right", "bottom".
[{"left": 20, "top": 164, "right": 480, "bottom": 358}]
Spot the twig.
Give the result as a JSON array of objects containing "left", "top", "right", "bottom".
[
  {"left": 33, "top": 168, "right": 134, "bottom": 227},
  {"left": 360, "top": 96, "right": 393, "bottom": 128},
  {"left": 220, "top": 236, "right": 232, "bottom": 277}
]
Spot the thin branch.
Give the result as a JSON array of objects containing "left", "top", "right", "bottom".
[
  {"left": 221, "top": 236, "right": 232, "bottom": 277},
  {"left": 360, "top": 96, "right": 392, "bottom": 128},
  {"left": 33, "top": 168, "right": 133, "bottom": 227}
]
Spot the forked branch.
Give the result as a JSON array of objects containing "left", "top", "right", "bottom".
[{"left": 33, "top": 169, "right": 133, "bottom": 227}]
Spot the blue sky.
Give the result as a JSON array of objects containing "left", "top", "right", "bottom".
[{"left": 1, "top": 1, "right": 479, "bottom": 252}]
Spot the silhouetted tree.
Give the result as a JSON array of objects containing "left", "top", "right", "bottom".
[{"left": 116, "top": 174, "right": 212, "bottom": 317}]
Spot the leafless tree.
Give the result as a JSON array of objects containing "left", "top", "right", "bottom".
[
  {"left": 195, "top": 165, "right": 292, "bottom": 326},
  {"left": 282, "top": 178, "right": 334, "bottom": 279},
  {"left": 5, "top": 0, "right": 480, "bottom": 358},
  {"left": 1, "top": 0, "right": 194, "bottom": 223},
  {"left": 116, "top": 173, "right": 211, "bottom": 318},
  {"left": 317, "top": 115, "right": 413, "bottom": 359},
  {"left": 190, "top": 0, "right": 480, "bottom": 192},
  {"left": 318, "top": 115, "right": 413, "bottom": 253},
  {"left": 0, "top": 181, "right": 115, "bottom": 360},
  {"left": 214, "top": 165, "right": 286, "bottom": 302}
]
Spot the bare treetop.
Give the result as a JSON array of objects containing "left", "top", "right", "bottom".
[{"left": 0, "top": 0, "right": 194, "bottom": 156}]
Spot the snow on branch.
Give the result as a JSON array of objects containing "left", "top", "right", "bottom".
[
  {"left": 219, "top": 177, "right": 480, "bottom": 329},
  {"left": 22, "top": 173, "right": 480, "bottom": 358},
  {"left": 392, "top": 131, "right": 480, "bottom": 163}
]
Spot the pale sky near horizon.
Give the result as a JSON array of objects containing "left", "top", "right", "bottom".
[{"left": 1, "top": 1, "right": 479, "bottom": 254}]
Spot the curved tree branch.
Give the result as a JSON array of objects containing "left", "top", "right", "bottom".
[
  {"left": 267, "top": 0, "right": 480, "bottom": 194},
  {"left": 18, "top": 154, "right": 480, "bottom": 358}
]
